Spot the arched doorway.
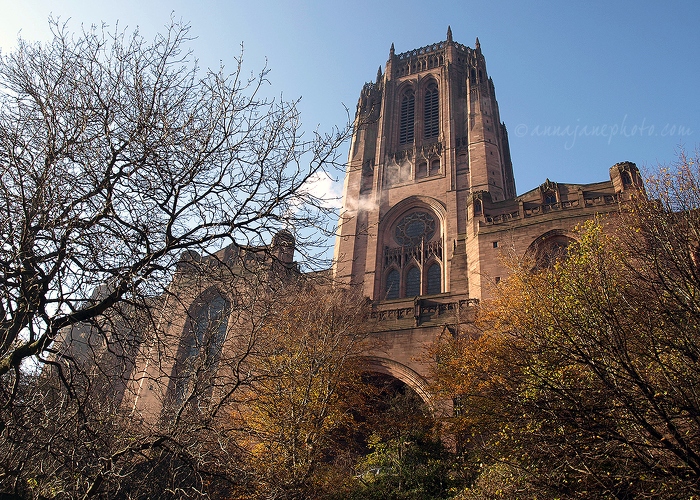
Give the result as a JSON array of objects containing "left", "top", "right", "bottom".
[{"left": 360, "top": 356, "right": 435, "bottom": 411}]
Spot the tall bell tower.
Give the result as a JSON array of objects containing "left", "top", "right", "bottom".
[{"left": 333, "top": 28, "right": 515, "bottom": 301}]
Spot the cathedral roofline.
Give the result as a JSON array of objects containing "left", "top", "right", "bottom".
[
  {"left": 516, "top": 180, "right": 614, "bottom": 201},
  {"left": 392, "top": 36, "right": 475, "bottom": 60}
]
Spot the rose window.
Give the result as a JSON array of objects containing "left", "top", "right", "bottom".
[{"left": 394, "top": 211, "right": 436, "bottom": 246}]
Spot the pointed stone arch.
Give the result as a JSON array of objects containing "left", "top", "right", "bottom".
[
  {"left": 360, "top": 356, "right": 436, "bottom": 412},
  {"left": 168, "top": 286, "right": 232, "bottom": 406},
  {"left": 525, "top": 229, "right": 577, "bottom": 269},
  {"left": 377, "top": 196, "right": 447, "bottom": 301}
]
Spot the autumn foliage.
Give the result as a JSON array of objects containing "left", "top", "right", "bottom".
[
  {"left": 432, "top": 152, "right": 700, "bottom": 498},
  {"left": 230, "top": 286, "right": 372, "bottom": 498}
]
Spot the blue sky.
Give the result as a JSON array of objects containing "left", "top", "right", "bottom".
[{"left": 1, "top": 0, "right": 698, "bottom": 196}]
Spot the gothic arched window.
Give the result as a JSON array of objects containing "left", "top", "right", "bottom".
[
  {"left": 430, "top": 158, "right": 440, "bottom": 176},
  {"left": 427, "top": 263, "right": 441, "bottom": 295},
  {"left": 399, "top": 89, "right": 415, "bottom": 145},
  {"left": 531, "top": 234, "right": 574, "bottom": 270},
  {"left": 193, "top": 295, "right": 229, "bottom": 366},
  {"left": 537, "top": 239, "right": 570, "bottom": 268},
  {"left": 385, "top": 269, "right": 400, "bottom": 300},
  {"left": 173, "top": 293, "right": 230, "bottom": 405},
  {"left": 622, "top": 171, "right": 633, "bottom": 187},
  {"left": 405, "top": 266, "right": 421, "bottom": 297},
  {"left": 424, "top": 83, "right": 439, "bottom": 139},
  {"left": 382, "top": 209, "right": 443, "bottom": 300},
  {"left": 474, "top": 199, "right": 483, "bottom": 216},
  {"left": 544, "top": 191, "right": 557, "bottom": 205}
]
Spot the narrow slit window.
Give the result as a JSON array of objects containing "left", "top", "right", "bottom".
[
  {"left": 399, "top": 90, "right": 415, "bottom": 144},
  {"left": 424, "top": 83, "right": 439, "bottom": 139}
]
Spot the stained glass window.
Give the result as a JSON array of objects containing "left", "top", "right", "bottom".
[
  {"left": 405, "top": 267, "right": 421, "bottom": 297},
  {"left": 427, "top": 263, "right": 441, "bottom": 295},
  {"left": 385, "top": 269, "right": 400, "bottom": 299},
  {"left": 394, "top": 211, "right": 436, "bottom": 247}
]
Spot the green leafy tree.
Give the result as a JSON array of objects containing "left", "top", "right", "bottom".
[{"left": 339, "top": 386, "right": 460, "bottom": 500}]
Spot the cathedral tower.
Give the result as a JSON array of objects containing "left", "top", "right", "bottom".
[
  {"left": 63, "top": 31, "right": 642, "bottom": 418},
  {"left": 333, "top": 28, "right": 514, "bottom": 301}
]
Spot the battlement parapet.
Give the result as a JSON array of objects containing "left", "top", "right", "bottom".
[
  {"left": 481, "top": 194, "right": 620, "bottom": 226},
  {"left": 371, "top": 297, "right": 478, "bottom": 327},
  {"left": 396, "top": 42, "right": 446, "bottom": 60}
]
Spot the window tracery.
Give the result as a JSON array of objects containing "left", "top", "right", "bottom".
[
  {"left": 386, "top": 269, "right": 400, "bottom": 300},
  {"left": 532, "top": 234, "right": 574, "bottom": 270},
  {"left": 394, "top": 211, "right": 437, "bottom": 246},
  {"left": 172, "top": 293, "right": 230, "bottom": 404},
  {"left": 383, "top": 209, "right": 443, "bottom": 299},
  {"left": 543, "top": 190, "right": 557, "bottom": 205}
]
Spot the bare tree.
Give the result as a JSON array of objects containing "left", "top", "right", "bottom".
[
  {"left": 0, "top": 18, "right": 349, "bottom": 499},
  {"left": 0, "top": 18, "right": 348, "bottom": 379}
]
